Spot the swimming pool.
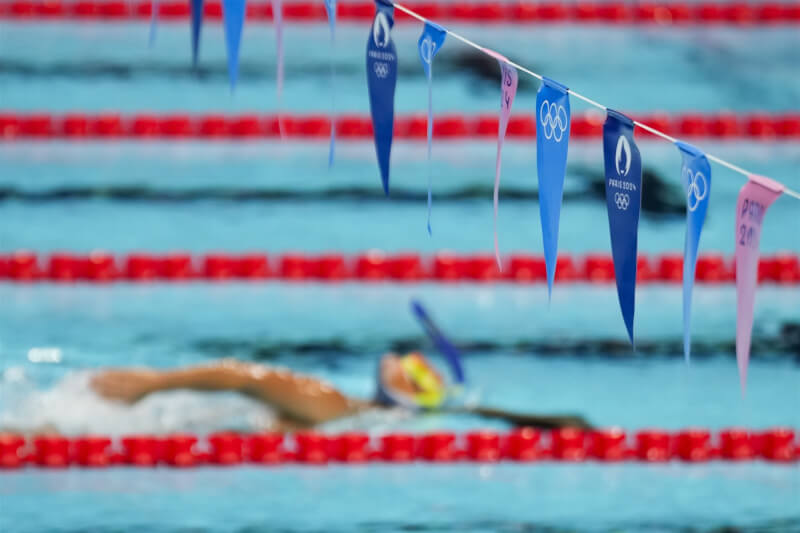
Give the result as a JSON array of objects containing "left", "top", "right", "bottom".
[
  {"left": 1, "top": 5, "right": 799, "bottom": 533},
  {"left": 2, "top": 283, "right": 799, "bottom": 435},
  {"left": 2, "top": 463, "right": 799, "bottom": 532}
]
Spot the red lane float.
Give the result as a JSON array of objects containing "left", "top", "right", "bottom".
[
  {"left": 2, "top": 1, "right": 800, "bottom": 24},
  {"left": 1, "top": 428, "right": 796, "bottom": 469},
  {"left": 121, "top": 435, "right": 161, "bottom": 466},
  {"left": 2, "top": 113, "right": 800, "bottom": 141},
  {"left": 2, "top": 252, "right": 799, "bottom": 285}
]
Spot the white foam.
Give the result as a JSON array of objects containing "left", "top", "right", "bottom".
[{"left": 0, "top": 370, "right": 277, "bottom": 436}]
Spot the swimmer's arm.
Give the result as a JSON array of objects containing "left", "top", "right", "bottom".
[
  {"left": 209, "top": 360, "right": 371, "bottom": 426},
  {"left": 92, "top": 360, "right": 371, "bottom": 426}
]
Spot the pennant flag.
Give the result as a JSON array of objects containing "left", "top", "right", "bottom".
[
  {"left": 479, "top": 49, "right": 517, "bottom": 268},
  {"left": 324, "top": 0, "right": 337, "bottom": 167},
  {"left": 366, "top": 0, "right": 398, "bottom": 195},
  {"left": 535, "top": 77, "right": 571, "bottom": 298},
  {"left": 324, "top": 0, "right": 337, "bottom": 43},
  {"left": 190, "top": 0, "right": 204, "bottom": 67},
  {"left": 735, "top": 174, "right": 783, "bottom": 393},
  {"left": 273, "top": 0, "right": 284, "bottom": 135},
  {"left": 222, "top": 0, "right": 246, "bottom": 89},
  {"left": 676, "top": 141, "right": 711, "bottom": 363},
  {"left": 149, "top": 0, "right": 158, "bottom": 46},
  {"left": 603, "top": 110, "right": 642, "bottom": 344},
  {"left": 418, "top": 21, "right": 446, "bottom": 235}
]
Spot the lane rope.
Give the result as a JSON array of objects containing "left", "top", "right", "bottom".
[
  {"left": 2, "top": 428, "right": 797, "bottom": 468},
  {"left": 2, "top": 1, "right": 800, "bottom": 25},
  {"left": 2, "top": 251, "right": 799, "bottom": 284},
  {"left": 1, "top": 112, "right": 799, "bottom": 141}
]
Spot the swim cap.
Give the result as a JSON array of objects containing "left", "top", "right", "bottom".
[{"left": 375, "top": 353, "right": 447, "bottom": 409}]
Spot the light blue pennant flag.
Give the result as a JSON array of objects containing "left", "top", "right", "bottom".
[
  {"left": 222, "top": 0, "right": 246, "bottom": 90},
  {"left": 535, "top": 77, "right": 570, "bottom": 299},
  {"left": 273, "top": 0, "right": 284, "bottom": 136},
  {"left": 190, "top": 0, "right": 204, "bottom": 67},
  {"left": 676, "top": 141, "right": 711, "bottom": 362},
  {"left": 325, "top": 0, "right": 337, "bottom": 167},
  {"left": 366, "top": 0, "right": 398, "bottom": 195},
  {"left": 417, "top": 21, "right": 446, "bottom": 234},
  {"left": 603, "top": 110, "right": 642, "bottom": 345},
  {"left": 149, "top": 0, "right": 158, "bottom": 46}
]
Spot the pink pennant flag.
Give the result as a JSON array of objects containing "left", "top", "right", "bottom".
[
  {"left": 481, "top": 49, "right": 517, "bottom": 269},
  {"left": 735, "top": 174, "right": 783, "bottom": 394}
]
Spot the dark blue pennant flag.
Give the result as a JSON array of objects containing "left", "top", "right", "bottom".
[
  {"left": 222, "top": 0, "right": 246, "bottom": 89},
  {"left": 676, "top": 141, "right": 711, "bottom": 362},
  {"left": 324, "top": 0, "right": 337, "bottom": 167},
  {"left": 418, "top": 21, "right": 446, "bottom": 234},
  {"left": 190, "top": 0, "right": 204, "bottom": 67},
  {"left": 366, "top": 0, "right": 397, "bottom": 195},
  {"left": 603, "top": 110, "right": 642, "bottom": 344},
  {"left": 535, "top": 77, "right": 570, "bottom": 299}
]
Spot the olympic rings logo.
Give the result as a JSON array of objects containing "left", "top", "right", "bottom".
[
  {"left": 685, "top": 168, "right": 708, "bottom": 212},
  {"left": 614, "top": 192, "right": 630, "bottom": 210},
  {"left": 373, "top": 62, "right": 389, "bottom": 79},
  {"left": 539, "top": 100, "right": 568, "bottom": 142}
]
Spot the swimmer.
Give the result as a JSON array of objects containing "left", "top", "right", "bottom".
[
  {"left": 91, "top": 352, "right": 592, "bottom": 431},
  {"left": 89, "top": 355, "right": 415, "bottom": 431}
]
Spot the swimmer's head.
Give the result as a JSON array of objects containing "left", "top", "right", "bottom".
[{"left": 375, "top": 352, "right": 447, "bottom": 409}]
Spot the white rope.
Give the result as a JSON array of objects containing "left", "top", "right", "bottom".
[{"left": 391, "top": 1, "right": 800, "bottom": 201}]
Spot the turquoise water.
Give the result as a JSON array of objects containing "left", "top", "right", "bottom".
[
  {"left": 2, "top": 465, "right": 799, "bottom": 533},
  {"left": 1, "top": 13, "right": 799, "bottom": 533},
  {"left": 2, "top": 23, "right": 800, "bottom": 111},
  {"left": 1, "top": 284, "right": 799, "bottom": 436},
  {"left": 1, "top": 141, "right": 799, "bottom": 253}
]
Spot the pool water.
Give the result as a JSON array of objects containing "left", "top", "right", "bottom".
[
  {"left": 2, "top": 23, "right": 800, "bottom": 112},
  {"left": 2, "top": 464, "right": 799, "bottom": 533},
  {"left": 1, "top": 284, "right": 799, "bottom": 436},
  {"left": 1, "top": 6, "right": 799, "bottom": 533},
  {"left": 1, "top": 140, "right": 799, "bottom": 254}
]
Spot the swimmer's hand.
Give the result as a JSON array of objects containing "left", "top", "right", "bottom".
[{"left": 91, "top": 369, "right": 161, "bottom": 404}]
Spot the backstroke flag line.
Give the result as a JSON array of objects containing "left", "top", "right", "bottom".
[
  {"left": 735, "top": 174, "right": 783, "bottom": 394},
  {"left": 676, "top": 141, "right": 711, "bottom": 363},
  {"left": 190, "top": 0, "right": 204, "bottom": 67},
  {"left": 418, "top": 21, "right": 446, "bottom": 234},
  {"left": 222, "top": 0, "right": 246, "bottom": 89},
  {"left": 535, "top": 77, "right": 571, "bottom": 298},
  {"left": 366, "top": 0, "right": 398, "bottom": 195},
  {"left": 481, "top": 50, "right": 517, "bottom": 269},
  {"left": 324, "top": 0, "right": 337, "bottom": 166},
  {"left": 603, "top": 110, "right": 642, "bottom": 344}
]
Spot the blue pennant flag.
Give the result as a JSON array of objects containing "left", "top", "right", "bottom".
[
  {"left": 325, "top": 0, "right": 337, "bottom": 167},
  {"left": 676, "top": 141, "right": 711, "bottom": 362},
  {"left": 418, "top": 21, "right": 446, "bottom": 234},
  {"left": 273, "top": 0, "right": 284, "bottom": 136},
  {"left": 603, "top": 110, "right": 642, "bottom": 344},
  {"left": 149, "top": 0, "right": 158, "bottom": 46},
  {"left": 366, "top": 0, "right": 397, "bottom": 195},
  {"left": 190, "top": 0, "right": 204, "bottom": 67},
  {"left": 222, "top": 0, "right": 246, "bottom": 90},
  {"left": 535, "top": 77, "right": 570, "bottom": 299},
  {"left": 324, "top": 0, "right": 336, "bottom": 32}
]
